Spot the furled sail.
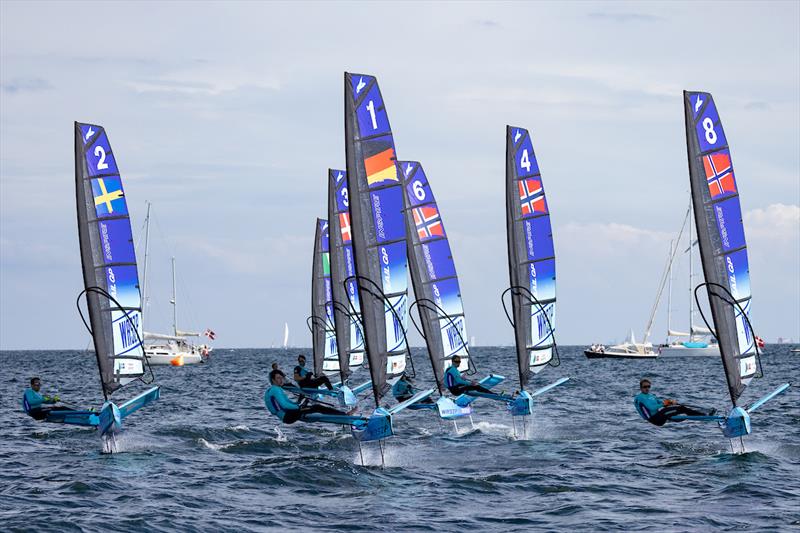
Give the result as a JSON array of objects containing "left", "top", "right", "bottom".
[
  {"left": 344, "top": 72, "right": 409, "bottom": 402},
  {"left": 505, "top": 126, "right": 557, "bottom": 388},
  {"left": 311, "top": 218, "right": 339, "bottom": 377},
  {"left": 683, "top": 91, "right": 757, "bottom": 404},
  {"left": 400, "top": 161, "right": 469, "bottom": 394},
  {"left": 74, "top": 122, "right": 144, "bottom": 395},
  {"left": 328, "top": 168, "right": 365, "bottom": 378}
]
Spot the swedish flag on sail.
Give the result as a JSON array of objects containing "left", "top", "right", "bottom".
[{"left": 91, "top": 177, "right": 127, "bottom": 217}]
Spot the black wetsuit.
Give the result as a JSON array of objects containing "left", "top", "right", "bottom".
[
  {"left": 295, "top": 365, "right": 333, "bottom": 390},
  {"left": 448, "top": 383, "right": 493, "bottom": 396},
  {"left": 648, "top": 405, "right": 709, "bottom": 427}
]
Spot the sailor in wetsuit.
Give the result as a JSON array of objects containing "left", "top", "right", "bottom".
[
  {"left": 22, "top": 377, "right": 75, "bottom": 420},
  {"left": 392, "top": 373, "right": 434, "bottom": 403},
  {"left": 265, "top": 370, "right": 351, "bottom": 424},
  {"left": 293, "top": 355, "right": 333, "bottom": 390},
  {"left": 443, "top": 356, "right": 493, "bottom": 396},
  {"left": 634, "top": 378, "right": 715, "bottom": 426}
]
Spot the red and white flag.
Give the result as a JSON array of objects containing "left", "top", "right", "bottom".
[
  {"left": 755, "top": 335, "right": 765, "bottom": 349},
  {"left": 204, "top": 328, "right": 216, "bottom": 341}
]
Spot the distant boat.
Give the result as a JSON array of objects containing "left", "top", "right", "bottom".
[
  {"left": 585, "top": 329, "right": 658, "bottom": 359},
  {"left": 283, "top": 322, "right": 289, "bottom": 350},
  {"left": 143, "top": 253, "right": 211, "bottom": 366}
]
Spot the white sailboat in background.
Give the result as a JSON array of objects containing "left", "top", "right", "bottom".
[
  {"left": 139, "top": 203, "right": 213, "bottom": 366},
  {"left": 660, "top": 200, "right": 719, "bottom": 357},
  {"left": 282, "top": 322, "right": 289, "bottom": 350}
]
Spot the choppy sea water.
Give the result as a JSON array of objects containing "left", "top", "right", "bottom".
[{"left": 1, "top": 346, "right": 798, "bottom": 532}]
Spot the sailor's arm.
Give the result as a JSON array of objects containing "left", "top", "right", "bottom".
[{"left": 274, "top": 388, "right": 301, "bottom": 411}]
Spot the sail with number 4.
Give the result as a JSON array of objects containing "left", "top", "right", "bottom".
[
  {"left": 505, "top": 126, "right": 557, "bottom": 389},
  {"left": 683, "top": 91, "right": 757, "bottom": 405},
  {"left": 75, "top": 122, "right": 145, "bottom": 396},
  {"left": 400, "top": 161, "right": 470, "bottom": 395},
  {"left": 328, "top": 169, "right": 366, "bottom": 379},
  {"left": 344, "top": 72, "right": 409, "bottom": 403},
  {"left": 311, "top": 218, "right": 339, "bottom": 377}
]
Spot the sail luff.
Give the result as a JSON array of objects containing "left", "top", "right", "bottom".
[
  {"left": 311, "top": 218, "right": 328, "bottom": 376},
  {"left": 74, "top": 122, "right": 145, "bottom": 396},
  {"left": 683, "top": 91, "right": 756, "bottom": 405},
  {"left": 401, "top": 161, "right": 469, "bottom": 395},
  {"left": 505, "top": 126, "right": 557, "bottom": 390},
  {"left": 344, "top": 72, "right": 408, "bottom": 405}
]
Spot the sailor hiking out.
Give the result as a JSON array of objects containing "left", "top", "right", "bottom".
[
  {"left": 293, "top": 354, "right": 333, "bottom": 390},
  {"left": 392, "top": 373, "right": 434, "bottom": 404},
  {"left": 634, "top": 378, "right": 715, "bottom": 426},
  {"left": 444, "top": 356, "right": 494, "bottom": 396},
  {"left": 22, "top": 377, "right": 76, "bottom": 420},
  {"left": 265, "top": 369, "right": 352, "bottom": 424}
]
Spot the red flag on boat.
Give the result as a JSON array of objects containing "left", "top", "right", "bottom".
[
  {"left": 755, "top": 336, "right": 765, "bottom": 349},
  {"left": 204, "top": 329, "right": 216, "bottom": 341}
]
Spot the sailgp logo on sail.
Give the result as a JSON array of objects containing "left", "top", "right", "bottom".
[
  {"left": 715, "top": 205, "right": 730, "bottom": 249},
  {"left": 726, "top": 256, "right": 739, "bottom": 297},
  {"left": 525, "top": 220, "right": 535, "bottom": 258},
  {"left": 107, "top": 267, "right": 118, "bottom": 299}
]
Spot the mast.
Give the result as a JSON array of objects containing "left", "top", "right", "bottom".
[
  {"left": 171, "top": 256, "right": 177, "bottom": 337},
  {"left": 688, "top": 199, "right": 694, "bottom": 340},
  {"left": 344, "top": 72, "right": 408, "bottom": 405},
  {"left": 141, "top": 202, "right": 151, "bottom": 332},
  {"left": 683, "top": 90, "right": 757, "bottom": 405},
  {"left": 401, "top": 161, "right": 470, "bottom": 395},
  {"left": 74, "top": 122, "right": 145, "bottom": 397},
  {"left": 505, "top": 126, "right": 556, "bottom": 390},
  {"left": 667, "top": 239, "right": 673, "bottom": 343}
]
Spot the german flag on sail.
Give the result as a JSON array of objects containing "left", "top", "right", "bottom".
[{"left": 365, "top": 148, "right": 397, "bottom": 186}]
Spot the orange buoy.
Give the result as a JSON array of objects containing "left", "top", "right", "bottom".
[{"left": 170, "top": 355, "right": 184, "bottom": 367}]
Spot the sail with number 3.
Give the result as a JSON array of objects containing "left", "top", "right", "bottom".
[
  {"left": 344, "top": 72, "right": 409, "bottom": 402},
  {"left": 683, "top": 91, "right": 757, "bottom": 405},
  {"left": 505, "top": 126, "right": 557, "bottom": 389}
]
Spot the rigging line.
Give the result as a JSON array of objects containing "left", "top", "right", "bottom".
[
  {"left": 305, "top": 314, "right": 333, "bottom": 335},
  {"left": 693, "top": 282, "right": 764, "bottom": 380},
  {"left": 344, "top": 275, "right": 416, "bottom": 378},
  {"left": 76, "top": 287, "right": 155, "bottom": 401},
  {"left": 501, "top": 286, "right": 561, "bottom": 368},
  {"left": 408, "top": 298, "right": 477, "bottom": 376}
]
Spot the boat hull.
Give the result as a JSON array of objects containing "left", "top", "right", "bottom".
[
  {"left": 146, "top": 351, "right": 205, "bottom": 365},
  {"left": 659, "top": 345, "right": 719, "bottom": 357},
  {"left": 584, "top": 350, "right": 658, "bottom": 359}
]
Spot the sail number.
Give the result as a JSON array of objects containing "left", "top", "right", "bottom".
[
  {"left": 341, "top": 188, "right": 349, "bottom": 207},
  {"left": 520, "top": 149, "right": 531, "bottom": 172},
  {"left": 702, "top": 117, "right": 717, "bottom": 145},
  {"left": 94, "top": 146, "right": 109, "bottom": 170},
  {"left": 366, "top": 100, "right": 378, "bottom": 130},
  {"left": 412, "top": 180, "right": 425, "bottom": 201}
]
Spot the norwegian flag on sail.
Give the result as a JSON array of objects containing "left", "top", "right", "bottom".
[
  {"left": 518, "top": 178, "right": 546, "bottom": 215},
  {"left": 413, "top": 206, "right": 444, "bottom": 240},
  {"left": 703, "top": 151, "right": 737, "bottom": 198},
  {"left": 204, "top": 329, "right": 216, "bottom": 341}
]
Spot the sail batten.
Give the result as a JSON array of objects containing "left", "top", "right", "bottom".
[
  {"left": 505, "top": 126, "right": 557, "bottom": 389},
  {"left": 683, "top": 91, "right": 756, "bottom": 405},
  {"left": 401, "top": 161, "right": 470, "bottom": 395},
  {"left": 75, "top": 122, "right": 144, "bottom": 395},
  {"left": 344, "top": 72, "right": 409, "bottom": 404}
]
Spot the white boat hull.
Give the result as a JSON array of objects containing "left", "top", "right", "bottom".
[
  {"left": 146, "top": 351, "right": 204, "bottom": 365},
  {"left": 659, "top": 345, "right": 719, "bottom": 357}
]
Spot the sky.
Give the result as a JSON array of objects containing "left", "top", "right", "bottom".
[{"left": 1, "top": 1, "right": 798, "bottom": 350}]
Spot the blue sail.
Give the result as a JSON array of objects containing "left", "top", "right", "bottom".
[
  {"left": 311, "top": 218, "right": 339, "bottom": 377},
  {"left": 74, "top": 122, "right": 144, "bottom": 394},
  {"left": 400, "top": 161, "right": 470, "bottom": 395},
  {"left": 505, "top": 126, "right": 556, "bottom": 388},
  {"left": 684, "top": 91, "right": 757, "bottom": 405},
  {"left": 344, "top": 73, "right": 409, "bottom": 402},
  {"left": 328, "top": 169, "right": 365, "bottom": 378}
]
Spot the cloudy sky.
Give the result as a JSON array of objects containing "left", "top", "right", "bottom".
[{"left": 1, "top": 1, "right": 798, "bottom": 349}]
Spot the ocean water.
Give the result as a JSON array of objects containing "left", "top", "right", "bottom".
[{"left": 1, "top": 346, "right": 798, "bottom": 532}]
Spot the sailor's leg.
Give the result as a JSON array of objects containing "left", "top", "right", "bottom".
[
  {"left": 302, "top": 404, "right": 350, "bottom": 416},
  {"left": 672, "top": 404, "right": 710, "bottom": 417}
]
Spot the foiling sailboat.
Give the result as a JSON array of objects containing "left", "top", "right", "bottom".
[
  {"left": 502, "top": 126, "right": 569, "bottom": 434},
  {"left": 634, "top": 92, "right": 788, "bottom": 450},
  {"left": 66, "top": 122, "right": 160, "bottom": 451}
]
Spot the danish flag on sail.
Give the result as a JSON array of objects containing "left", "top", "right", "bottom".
[{"left": 339, "top": 212, "right": 352, "bottom": 243}]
